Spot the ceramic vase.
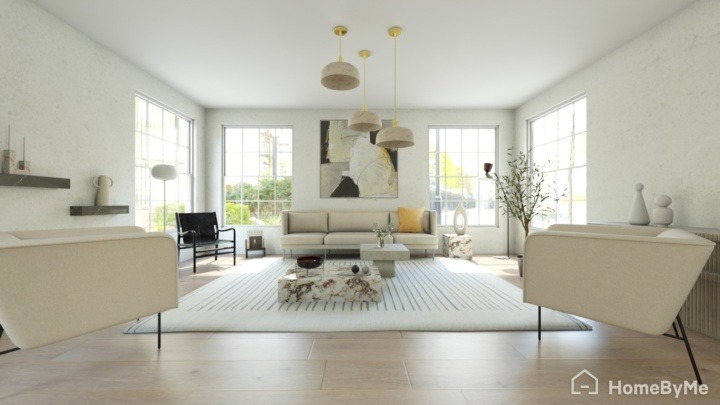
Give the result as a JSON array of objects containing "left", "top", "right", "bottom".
[
  {"left": 453, "top": 199, "right": 468, "bottom": 235},
  {"left": 92, "top": 175, "right": 114, "bottom": 206},
  {"left": 628, "top": 183, "right": 650, "bottom": 225}
]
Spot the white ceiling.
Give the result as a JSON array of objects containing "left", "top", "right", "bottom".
[{"left": 30, "top": 0, "right": 696, "bottom": 110}]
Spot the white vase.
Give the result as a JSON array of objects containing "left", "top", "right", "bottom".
[
  {"left": 453, "top": 199, "right": 468, "bottom": 235},
  {"left": 628, "top": 183, "right": 650, "bottom": 225}
]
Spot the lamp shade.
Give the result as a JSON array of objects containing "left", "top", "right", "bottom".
[
  {"left": 348, "top": 110, "right": 382, "bottom": 132},
  {"left": 376, "top": 126, "right": 414, "bottom": 149},
  {"left": 151, "top": 164, "right": 177, "bottom": 181},
  {"left": 321, "top": 61, "right": 360, "bottom": 90}
]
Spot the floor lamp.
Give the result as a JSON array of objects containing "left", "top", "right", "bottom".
[
  {"left": 151, "top": 164, "right": 177, "bottom": 232},
  {"left": 484, "top": 163, "right": 510, "bottom": 260}
]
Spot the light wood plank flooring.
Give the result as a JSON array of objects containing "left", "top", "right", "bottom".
[{"left": 1, "top": 255, "right": 719, "bottom": 404}]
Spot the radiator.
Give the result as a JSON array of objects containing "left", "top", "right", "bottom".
[{"left": 679, "top": 230, "right": 720, "bottom": 339}]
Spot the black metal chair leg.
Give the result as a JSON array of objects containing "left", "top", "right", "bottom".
[
  {"left": 193, "top": 245, "right": 197, "bottom": 273},
  {"left": 157, "top": 313, "right": 162, "bottom": 350},
  {"left": 538, "top": 306, "right": 542, "bottom": 341},
  {"left": 675, "top": 315, "right": 702, "bottom": 384}
]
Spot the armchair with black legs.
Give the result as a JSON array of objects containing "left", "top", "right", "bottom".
[{"left": 176, "top": 212, "right": 236, "bottom": 273}]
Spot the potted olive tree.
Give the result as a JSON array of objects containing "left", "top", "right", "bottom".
[{"left": 494, "top": 148, "right": 556, "bottom": 275}]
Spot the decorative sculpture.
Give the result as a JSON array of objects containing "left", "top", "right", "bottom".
[
  {"left": 92, "top": 175, "right": 114, "bottom": 206},
  {"left": 453, "top": 198, "right": 468, "bottom": 235},
  {"left": 628, "top": 183, "right": 650, "bottom": 225},
  {"left": 652, "top": 195, "right": 674, "bottom": 227}
]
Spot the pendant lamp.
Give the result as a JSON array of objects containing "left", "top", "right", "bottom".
[
  {"left": 376, "top": 26, "right": 414, "bottom": 149},
  {"left": 321, "top": 26, "right": 360, "bottom": 91},
  {"left": 348, "top": 50, "right": 382, "bottom": 132}
]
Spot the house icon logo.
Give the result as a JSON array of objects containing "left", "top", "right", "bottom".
[{"left": 571, "top": 369, "right": 599, "bottom": 395}]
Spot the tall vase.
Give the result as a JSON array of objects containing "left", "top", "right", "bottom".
[
  {"left": 628, "top": 183, "right": 650, "bottom": 225},
  {"left": 453, "top": 198, "right": 468, "bottom": 235},
  {"left": 377, "top": 238, "right": 385, "bottom": 248},
  {"left": 92, "top": 175, "right": 114, "bottom": 206}
]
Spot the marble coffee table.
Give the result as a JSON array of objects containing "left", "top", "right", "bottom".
[
  {"left": 359, "top": 243, "right": 410, "bottom": 278},
  {"left": 278, "top": 264, "right": 382, "bottom": 303}
]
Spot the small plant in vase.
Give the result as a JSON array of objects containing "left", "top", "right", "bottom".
[{"left": 372, "top": 222, "right": 393, "bottom": 248}]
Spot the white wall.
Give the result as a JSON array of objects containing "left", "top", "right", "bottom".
[
  {"left": 205, "top": 108, "right": 515, "bottom": 255},
  {"left": 0, "top": 0, "right": 205, "bottom": 231},
  {"left": 515, "top": 0, "right": 720, "bottom": 251}
]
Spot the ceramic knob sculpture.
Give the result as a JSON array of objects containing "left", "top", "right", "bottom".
[
  {"left": 652, "top": 195, "right": 673, "bottom": 227},
  {"left": 628, "top": 183, "right": 650, "bottom": 225},
  {"left": 92, "top": 175, "right": 114, "bottom": 206}
]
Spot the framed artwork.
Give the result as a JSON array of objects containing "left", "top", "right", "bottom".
[
  {"left": 320, "top": 120, "right": 398, "bottom": 198},
  {"left": 248, "top": 236, "right": 263, "bottom": 249}
]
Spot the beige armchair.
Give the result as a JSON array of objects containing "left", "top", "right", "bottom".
[
  {"left": 0, "top": 226, "right": 178, "bottom": 353},
  {"left": 524, "top": 224, "right": 715, "bottom": 383}
]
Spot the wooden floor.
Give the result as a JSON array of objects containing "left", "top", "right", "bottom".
[{"left": 1, "top": 255, "right": 719, "bottom": 404}]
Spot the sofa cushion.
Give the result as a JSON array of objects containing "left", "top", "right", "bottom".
[
  {"left": 280, "top": 233, "right": 327, "bottom": 246},
  {"left": 396, "top": 207, "right": 425, "bottom": 233},
  {"left": 324, "top": 232, "right": 383, "bottom": 245},
  {"left": 393, "top": 232, "right": 439, "bottom": 247},
  {"left": 328, "top": 212, "right": 389, "bottom": 232},
  {"left": 288, "top": 212, "right": 328, "bottom": 234},
  {"left": 390, "top": 210, "right": 430, "bottom": 234}
]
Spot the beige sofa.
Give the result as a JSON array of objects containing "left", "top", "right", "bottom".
[
  {"left": 280, "top": 210, "right": 438, "bottom": 259},
  {"left": 0, "top": 226, "right": 178, "bottom": 350}
]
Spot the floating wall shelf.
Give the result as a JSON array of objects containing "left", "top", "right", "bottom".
[
  {"left": 70, "top": 205, "right": 129, "bottom": 216},
  {"left": 0, "top": 173, "right": 71, "bottom": 189}
]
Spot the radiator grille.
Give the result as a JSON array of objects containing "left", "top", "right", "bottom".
[{"left": 679, "top": 231, "right": 720, "bottom": 339}]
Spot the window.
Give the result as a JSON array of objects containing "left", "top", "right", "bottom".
[
  {"left": 429, "top": 127, "right": 497, "bottom": 226},
  {"left": 529, "top": 96, "right": 587, "bottom": 228},
  {"left": 223, "top": 126, "right": 292, "bottom": 225},
  {"left": 134, "top": 95, "right": 193, "bottom": 232}
]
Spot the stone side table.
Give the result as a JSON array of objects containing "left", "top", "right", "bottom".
[{"left": 443, "top": 234, "right": 472, "bottom": 259}]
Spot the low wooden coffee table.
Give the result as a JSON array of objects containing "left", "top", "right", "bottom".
[{"left": 359, "top": 243, "right": 410, "bottom": 278}]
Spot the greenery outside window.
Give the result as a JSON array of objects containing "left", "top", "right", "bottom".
[
  {"left": 134, "top": 94, "right": 193, "bottom": 232},
  {"left": 223, "top": 126, "right": 292, "bottom": 225},
  {"left": 429, "top": 126, "right": 497, "bottom": 226},
  {"left": 529, "top": 96, "right": 587, "bottom": 228}
]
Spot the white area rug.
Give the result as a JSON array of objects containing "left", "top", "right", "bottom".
[{"left": 124, "top": 258, "right": 590, "bottom": 333}]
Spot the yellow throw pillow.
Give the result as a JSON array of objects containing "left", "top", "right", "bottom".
[{"left": 397, "top": 207, "right": 425, "bottom": 233}]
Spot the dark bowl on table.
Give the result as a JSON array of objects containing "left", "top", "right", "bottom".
[{"left": 296, "top": 256, "right": 324, "bottom": 269}]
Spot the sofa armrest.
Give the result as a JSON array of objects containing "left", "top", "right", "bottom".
[
  {"left": 523, "top": 229, "right": 714, "bottom": 335},
  {"left": 281, "top": 210, "right": 290, "bottom": 235},
  {"left": 428, "top": 210, "right": 437, "bottom": 236},
  {"left": 0, "top": 232, "right": 179, "bottom": 349}
]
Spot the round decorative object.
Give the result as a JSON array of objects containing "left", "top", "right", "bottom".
[
  {"left": 361, "top": 265, "right": 370, "bottom": 274},
  {"left": 296, "top": 256, "right": 324, "bottom": 269},
  {"left": 351, "top": 264, "right": 360, "bottom": 274},
  {"left": 628, "top": 183, "right": 650, "bottom": 225},
  {"left": 453, "top": 199, "right": 468, "bottom": 235},
  {"left": 652, "top": 195, "right": 673, "bottom": 227}
]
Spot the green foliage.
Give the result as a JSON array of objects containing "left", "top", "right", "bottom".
[
  {"left": 152, "top": 202, "right": 185, "bottom": 232},
  {"left": 494, "top": 149, "right": 554, "bottom": 238},
  {"left": 224, "top": 177, "right": 292, "bottom": 225}
]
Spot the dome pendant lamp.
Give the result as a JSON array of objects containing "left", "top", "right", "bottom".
[
  {"left": 321, "top": 26, "right": 360, "bottom": 91},
  {"left": 348, "top": 50, "right": 382, "bottom": 132},
  {"left": 376, "top": 26, "right": 414, "bottom": 149}
]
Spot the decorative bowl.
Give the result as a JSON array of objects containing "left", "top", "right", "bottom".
[{"left": 296, "top": 256, "right": 324, "bottom": 269}]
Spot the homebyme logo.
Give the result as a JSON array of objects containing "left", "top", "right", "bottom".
[{"left": 571, "top": 369, "right": 709, "bottom": 398}]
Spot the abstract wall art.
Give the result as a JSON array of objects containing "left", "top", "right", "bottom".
[{"left": 320, "top": 120, "right": 397, "bottom": 198}]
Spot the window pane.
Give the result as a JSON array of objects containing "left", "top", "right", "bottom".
[
  {"left": 428, "top": 126, "right": 497, "bottom": 226},
  {"left": 134, "top": 95, "right": 193, "bottom": 231},
  {"left": 529, "top": 96, "right": 586, "bottom": 228},
  {"left": 223, "top": 126, "right": 293, "bottom": 226}
]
